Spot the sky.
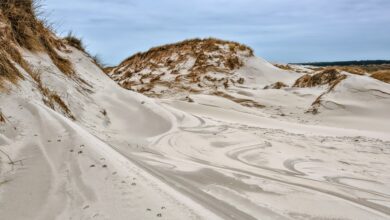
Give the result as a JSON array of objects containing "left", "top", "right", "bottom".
[{"left": 43, "top": 0, "right": 390, "bottom": 66}]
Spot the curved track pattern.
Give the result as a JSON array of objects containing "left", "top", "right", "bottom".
[{"left": 130, "top": 102, "right": 390, "bottom": 220}]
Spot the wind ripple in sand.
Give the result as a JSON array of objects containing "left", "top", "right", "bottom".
[{"left": 133, "top": 109, "right": 390, "bottom": 220}]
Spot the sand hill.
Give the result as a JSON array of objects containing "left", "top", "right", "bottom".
[{"left": 1, "top": 1, "right": 390, "bottom": 219}]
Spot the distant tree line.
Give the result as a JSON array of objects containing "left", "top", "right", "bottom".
[{"left": 291, "top": 60, "right": 390, "bottom": 66}]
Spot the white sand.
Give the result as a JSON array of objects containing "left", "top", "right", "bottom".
[{"left": 0, "top": 46, "right": 389, "bottom": 220}]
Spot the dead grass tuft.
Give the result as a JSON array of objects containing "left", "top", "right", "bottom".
[
  {"left": 306, "top": 72, "right": 347, "bottom": 114},
  {"left": 333, "top": 66, "right": 365, "bottom": 75},
  {"left": 1, "top": 0, "right": 42, "bottom": 50},
  {"left": 294, "top": 69, "right": 347, "bottom": 88},
  {"left": 0, "top": 50, "right": 22, "bottom": 89},
  {"left": 30, "top": 70, "right": 75, "bottom": 120},
  {"left": 46, "top": 93, "right": 75, "bottom": 120},
  {"left": 310, "top": 65, "right": 390, "bottom": 84},
  {"left": 293, "top": 69, "right": 349, "bottom": 114},
  {"left": 264, "top": 81, "right": 288, "bottom": 89},
  {"left": 371, "top": 70, "right": 390, "bottom": 83},
  {"left": 63, "top": 32, "right": 106, "bottom": 71},
  {"left": 0, "top": 0, "right": 75, "bottom": 84},
  {"left": 40, "top": 34, "right": 74, "bottom": 75},
  {"left": 274, "top": 64, "right": 294, "bottom": 71},
  {"left": 213, "top": 91, "right": 265, "bottom": 108},
  {"left": 91, "top": 54, "right": 105, "bottom": 69},
  {"left": 103, "top": 66, "right": 115, "bottom": 74},
  {"left": 0, "top": 111, "right": 5, "bottom": 123},
  {"left": 63, "top": 32, "right": 85, "bottom": 52}
]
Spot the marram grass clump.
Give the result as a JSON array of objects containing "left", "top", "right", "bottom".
[{"left": 0, "top": 0, "right": 75, "bottom": 90}]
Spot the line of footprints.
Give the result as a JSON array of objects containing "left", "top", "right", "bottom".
[
  {"left": 67, "top": 141, "right": 166, "bottom": 218},
  {"left": 147, "top": 207, "right": 166, "bottom": 218}
]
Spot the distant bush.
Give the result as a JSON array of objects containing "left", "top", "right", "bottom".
[{"left": 294, "top": 60, "right": 390, "bottom": 67}]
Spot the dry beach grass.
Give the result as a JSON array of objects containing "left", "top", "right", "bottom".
[{"left": 0, "top": 0, "right": 74, "bottom": 91}]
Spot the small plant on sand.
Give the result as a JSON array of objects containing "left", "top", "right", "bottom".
[
  {"left": 0, "top": 111, "right": 5, "bottom": 123},
  {"left": 64, "top": 31, "right": 86, "bottom": 52},
  {"left": 293, "top": 69, "right": 347, "bottom": 88}
]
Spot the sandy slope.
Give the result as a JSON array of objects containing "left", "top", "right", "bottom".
[
  {"left": 1, "top": 45, "right": 390, "bottom": 220},
  {"left": 0, "top": 48, "right": 220, "bottom": 220},
  {"left": 150, "top": 97, "right": 390, "bottom": 219},
  {"left": 0, "top": 99, "right": 217, "bottom": 220}
]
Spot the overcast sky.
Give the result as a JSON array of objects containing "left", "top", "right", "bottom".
[{"left": 43, "top": 0, "right": 390, "bottom": 65}]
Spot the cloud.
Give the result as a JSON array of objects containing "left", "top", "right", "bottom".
[{"left": 44, "top": 0, "right": 390, "bottom": 64}]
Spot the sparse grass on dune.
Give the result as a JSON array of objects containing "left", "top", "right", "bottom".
[
  {"left": 333, "top": 66, "right": 365, "bottom": 75},
  {"left": 30, "top": 69, "right": 75, "bottom": 120},
  {"left": 0, "top": 51, "right": 23, "bottom": 90},
  {"left": 294, "top": 68, "right": 348, "bottom": 114},
  {"left": 311, "top": 65, "right": 390, "bottom": 84},
  {"left": 0, "top": 0, "right": 76, "bottom": 119},
  {"left": 274, "top": 64, "right": 294, "bottom": 71},
  {"left": 1, "top": 0, "right": 42, "bottom": 50},
  {"left": 294, "top": 69, "right": 347, "bottom": 88},
  {"left": 308, "top": 74, "right": 348, "bottom": 115},
  {"left": 371, "top": 70, "right": 390, "bottom": 83},
  {"left": 0, "top": 0, "right": 75, "bottom": 90},
  {"left": 213, "top": 91, "right": 265, "bottom": 108},
  {"left": 311, "top": 66, "right": 365, "bottom": 75},
  {"left": 63, "top": 32, "right": 106, "bottom": 70},
  {"left": 103, "top": 66, "right": 115, "bottom": 74},
  {"left": 264, "top": 81, "right": 288, "bottom": 89},
  {"left": 63, "top": 32, "right": 86, "bottom": 52},
  {"left": 91, "top": 54, "right": 105, "bottom": 69},
  {"left": 120, "top": 38, "right": 253, "bottom": 66},
  {"left": 111, "top": 38, "right": 254, "bottom": 96}
]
